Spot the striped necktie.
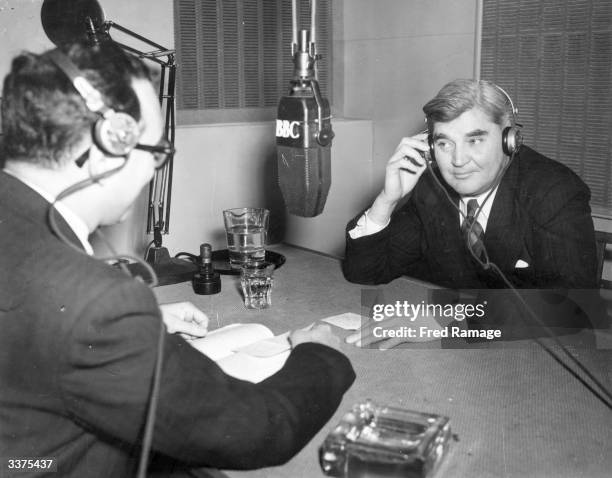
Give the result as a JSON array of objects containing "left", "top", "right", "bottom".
[{"left": 462, "top": 199, "right": 485, "bottom": 260}]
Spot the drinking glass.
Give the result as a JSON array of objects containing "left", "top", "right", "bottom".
[
  {"left": 240, "top": 262, "right": 275, "bottom": 309},
  {"left": 223, "top": 207, "right": 269, "bottom": 267}
]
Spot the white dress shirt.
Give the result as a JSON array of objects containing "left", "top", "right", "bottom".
[{"left": 458, "top": 186, "right": 499, "bottom": 232}]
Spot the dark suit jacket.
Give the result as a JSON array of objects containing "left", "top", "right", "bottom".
[
  {"left": 0, "top": 172, "right": 355, "bottom": 477},
  {"left": 343, "top": 146, "right": 605, "bottom": 332}
]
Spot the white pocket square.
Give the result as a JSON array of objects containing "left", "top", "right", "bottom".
[{"left": 515, "top": 259, "right": 529, "bottom": 269}]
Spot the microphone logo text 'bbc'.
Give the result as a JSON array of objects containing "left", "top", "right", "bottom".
[{"left": 276, "top": 120, "right": 301, "bottom": 139}]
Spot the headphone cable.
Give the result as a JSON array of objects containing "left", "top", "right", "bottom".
[
  {"left": 47, "top": 163, "right": 166, "bottom": 475},
  {"left": 487, "top": 261, "right": 612, "bottom": 409},
  {"left": 425, "top": 141, "right": 612, "bottom": 410}
]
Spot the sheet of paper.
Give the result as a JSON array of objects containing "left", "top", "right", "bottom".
[
  {"left": 216, "top": 350, "right": 291, "bottom": 383},
  {"left": 235, "top": 332, "right": 291, "bottom": 357},
  {"left": 189, "top": 323, "right": 273, "bottom": 361},
  {"left": 321, "top": 312, "right": 363, "bottom": 330}
]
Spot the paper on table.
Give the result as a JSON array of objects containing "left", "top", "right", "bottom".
[
  {"left": 235, "top": 332, "right": 291, "bottom": 357},
  {"left": 216, "top": 350, "right": 291, "bottom": 383},
  {"left": 189, "top": 323, "right": 274, "bottom": 361},
  {"left": 321, "top": 312, "right": 363, "bottom": 330},
  {"left": 187, "top": 323, "right": 290, "bottom": 383}
]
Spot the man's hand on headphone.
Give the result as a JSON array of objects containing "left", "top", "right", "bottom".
[{"left": 367, "top": 132, "right": 430, "bottom": 226}]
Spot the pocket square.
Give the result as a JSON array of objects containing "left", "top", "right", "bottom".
[{"left": 515, "top": 259, "right": 529, "bottom": 268}]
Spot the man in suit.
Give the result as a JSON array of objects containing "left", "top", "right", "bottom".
[
  {"left": 343, "top": 79, "right": 604, "bottom": 347},
  {"left": 0, "top": 43, "right": 354, "bottom": 477}
]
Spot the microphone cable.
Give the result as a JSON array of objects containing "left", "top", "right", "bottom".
[
  {"left": 47, "top": 161, "right": 166, "bottom": 477},
  {"left": 423, "top": 139, "right": 612, "bottom": 410}
]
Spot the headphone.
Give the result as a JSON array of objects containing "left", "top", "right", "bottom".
[
  {"left": 46, "top": 49, "right": 141, "bottom": 157},
  {"left": 427, "top": 82, "right": 523, "bottom": 161}
]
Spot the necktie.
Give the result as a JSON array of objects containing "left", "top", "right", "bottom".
[{"left": 462, "top": 199, "right": 486, "bottom": 260}]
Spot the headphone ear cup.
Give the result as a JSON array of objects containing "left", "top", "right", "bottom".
[
  {"left": 502, "top": 126, "right": 523, "bottom": 156},
  {"left": 45, "top": 49, "right": 141, "bottom": 157},
  {"left": 428, "top": 134, "right": 436, "bottom": 163},
  {"left": 92, "top": 112, "right": 140, "bottom": 156}
]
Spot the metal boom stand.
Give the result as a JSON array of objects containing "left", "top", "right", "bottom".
[{"left": 41, "top": 0, "right": 197, "bottom": 285}]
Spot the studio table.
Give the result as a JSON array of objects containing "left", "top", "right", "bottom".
[{"left": 154, "top": 244, "right": 612, "bottom": 478}]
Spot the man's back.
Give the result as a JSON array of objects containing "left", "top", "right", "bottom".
[
  {"left": 0, "top": 171, "right": 355, "bottom": 476},
  {"left": 0, "top": 171, "right": 162, "bottom": 476}
]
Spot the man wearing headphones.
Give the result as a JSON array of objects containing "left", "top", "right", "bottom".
[
  {"left": 0, "top": 43, "right": 354, "bottom": 476},
  {"left": 343, "top": 79, "right": 602, "bottom": 346}
]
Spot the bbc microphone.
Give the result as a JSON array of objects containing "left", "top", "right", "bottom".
[{"left": 276, "top": 29, "right": 334, "bottom": 217}]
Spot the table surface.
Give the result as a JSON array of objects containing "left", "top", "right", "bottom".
[{"left": 154, "top": 244, "right": 612, "bottom": 478}]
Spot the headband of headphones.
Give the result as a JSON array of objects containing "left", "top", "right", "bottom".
[
  {"left": 46, "top": 49, "right": 141, "bottom": 157},
  {"left": 493, "top": 84, "right": 519, "bottom": 126}
]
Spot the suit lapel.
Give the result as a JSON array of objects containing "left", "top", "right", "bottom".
[
  {"left": 421, "top": 168, "right": 484, "bottom": 285},
  {"left": 483, "top": 155, "right": 525, "bottom": 270},
  {"left": 423, "top": 168, "right": 462, "bottom": 245},
  {"left": 0, "top": 172, "right": 85, "bottom": 253}
]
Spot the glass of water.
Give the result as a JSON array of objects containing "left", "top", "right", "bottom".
[
  {"left": 223, "top": 207, "right": 270, "bottom": 268},
  {"left": 240, "top": 262, "right": 275, "bottom": 309}
]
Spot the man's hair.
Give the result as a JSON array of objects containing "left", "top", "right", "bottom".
[
  {"left": 1, "top": 42, "right": 150, "bottom": 167},
  {"left": 423, "top": 79, "right": 515, "bottom": 132}
]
